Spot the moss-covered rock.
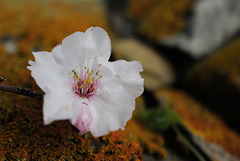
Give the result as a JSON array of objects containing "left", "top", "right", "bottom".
[
  {"left": 156, "top": 89, "right": 240, "bottom": 161},
  {"left": 0, "top": 1, "right": 168, "bottom": 159},
  {"left": 0, "top": 0, "right": 108, "bottom": 54},
  {"left": 185, "top": 37, "right": 240, "bottom": 131},
  {"left": 0, "top": 42, "right": 165, "bottom": 160},
  {"left": 128, "top": 0, "right": 195, "bottom": 41},
  {"left": 0, "top": 93, "right": 165, "bottom": 160}
]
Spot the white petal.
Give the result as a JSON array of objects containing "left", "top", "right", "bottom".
[
  {"left": 70, "top": 98, "right": 89, "bottom": 125},
  {"left": 51, "top": 44, "right": 66, "bottom": 66},
  {"left": 43, "top": 86, "right": 77, "bottom": 125},
  {"left": 103, "top": 60, "right": 144, "bottom": 98},
  {"left": 90, "top": 85, "right": 135, "bottom": 137},
  {"left": 27, "top": 51, "right": 67, "bottom": 93},
  {"left": 89, "top": 60, "right": 144, "bottom": 137},
  {"left": 70, "top": 99, "right": 93, "bottom": 134},
  {"left": 61, "top": 27, "right": 111, "bottom": 67}
]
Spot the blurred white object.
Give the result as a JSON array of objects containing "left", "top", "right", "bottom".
[
  {"left": 113, "top": 38, "right": 175, "bottom": 91},
  {"left": 3, "top": 40, "right": 16, "bottom": 54},
  {"left": 163, "top": 0, "right": 240, "bottom": 58}
]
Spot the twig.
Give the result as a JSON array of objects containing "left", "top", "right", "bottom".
[
  {"left": 0, "top": 79, "right": 44, "bottom": 99},
  {"left": 172, "top": 124, "right": 206, "bottom": 161}
]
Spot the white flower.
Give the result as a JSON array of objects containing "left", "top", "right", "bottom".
[{"left": 27, "top": 27, "right": 144, "bottom": 137}]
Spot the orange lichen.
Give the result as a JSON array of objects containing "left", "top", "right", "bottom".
[
  {"left": 187, "top": 37, "right": 240, "bottom": 83},
  {"left": 86, "top": 142, "right": 142, "bottom": 161},
  {"left": 0, "top": 93, "right": 144, "bottom": 160},
  {"left": 0, "top": 45, "right": 6, "bottom": 55},
  {"left": 106, "top": 120, "right": 166, "bottom": 158},
  {"left": 156, "top": 89, "right": 240, "bottom": 158},
  {"left": 0, "top": 0, "right": 108, "bottom": 55},
  {"left": 128, "top": 0, "right": 195, "bottom": 40},
  {"left": 186, "top": 37, "right": 240, "bottom": 132},
  {"left": 0, "top": 1, "right": 166, "bottom": 159}
]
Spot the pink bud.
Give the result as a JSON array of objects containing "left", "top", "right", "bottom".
[{"left": 75, "top": 104, "right": 93, "bottom": 134}]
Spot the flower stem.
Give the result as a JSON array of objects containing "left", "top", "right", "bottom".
[
  {"left": 172, "top": 124, "right": 206, "bottom": 161},
  {"left": 0, "top": 78, "right": 44, "bottom": 99}
]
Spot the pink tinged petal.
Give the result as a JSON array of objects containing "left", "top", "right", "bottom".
[
  {"left": 43, "top": 86, "right": 77, "bottom": 125},
  {"left": 27, "top": 51, "right": 67, "bottom": 93},
  {"left": 75, "top": 103, "right": 93, "bottom": 134},
  {"left": 90, "top": 60, "right": 144, "bottom": 137},
  {"left": 61, "top": 27, "right": 111, "bottom": 67},
  {"left": 51, "top": 44, "right": 66, "bottom": 65}
]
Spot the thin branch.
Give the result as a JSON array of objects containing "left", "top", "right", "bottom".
[
  {"left": 0, "top": 80, "right": 44, "bottom": 99},
  {"left": 172, "top": 124, "right": 206, "bottom": 161}
]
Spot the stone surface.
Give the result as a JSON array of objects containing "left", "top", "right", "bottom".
[
  {"left": 185, "top": 37, "right": 240, "bottom": 131},
  {"left": 163, "top": 0, "right": 240, "bottom": 58},
  {"left": 128, "top": 0, "right": 194, "bottom": 41},
  {"left": 156, "top": 89, "right": 240, "bottom": 161},
  {"left": 112, "top": 37, "right": 175, "bottom": 90}
]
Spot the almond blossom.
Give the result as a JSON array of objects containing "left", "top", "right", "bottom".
[{"left": 27, "top": 27, "right": 144, "bottom": 137}]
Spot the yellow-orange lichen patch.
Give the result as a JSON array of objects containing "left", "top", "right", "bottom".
[
  {"left": 156, "top": 89, "right": 240, "bottom": 158},
  {"left": 0, "top": 0, "right": 108, "bottom": 55},
  {"left": 187, "top": 37, "right": 240, "bottom": 84},
  {"left": 0, "top": 94, "right": 144, "bottom": 160},
  {"left": 86, "top": 141, "right": 143, "bottom": 161},
  {"left": 186, "top": 37, "right": 240, "bottom": 135},
  {"left": 104, "top": 119, "right": 166, "bottom": 158},
  {"left": 128, "top": 0, "right": 195, "bottom": 40}
]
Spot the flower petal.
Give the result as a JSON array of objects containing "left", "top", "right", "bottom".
[
  {"left": 103, "top": 60, "right": 144, "bottom": 98},
  {"left": 27, "top": 51, "right": 67, "bottom": 93},
  {"left": 51, "top": 44, "right": 66, "bottom": 66},
  {"left": 90, "top": 60, "right": 144, "bottom": 137},
  {"left": 74, "top": 102, "right": 93, "bottom": 134},
  {"left": 61, "top": 27, "right": 111, "bottom": 67},
  {"left": 43, "top": 86, "right": 77, "bottom": 125},
  {"left": 90, "top": 86, "right": 135, "bottom": 137}
]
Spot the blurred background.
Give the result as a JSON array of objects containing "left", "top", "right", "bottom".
[{"left": 1, "top": 0, "right": 240, "bottom": 160}]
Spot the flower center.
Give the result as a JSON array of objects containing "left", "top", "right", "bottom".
[{"left": 70, "top": 66, "right": 102, "bottom": 97}]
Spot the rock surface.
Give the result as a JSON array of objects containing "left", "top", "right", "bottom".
[
  {"left": 156, "top": 89, "right": 240, "bottom": 161},
  {"left": 112, "top": 38, "right": 175, "bottom": 90},
  {"left": 163, "top": 0, "right": 240, "bottom": 58},
  {"left": 128, "top": 0, "right": 194, "bottom": 41},
  {"left": 185, "top": 37, "right": 240, "bottom": 131}
]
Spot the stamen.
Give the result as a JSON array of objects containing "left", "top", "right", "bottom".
[{"left": 70, "top": 66, "right": 102, "bottom": 98}]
